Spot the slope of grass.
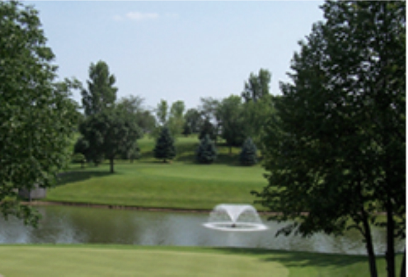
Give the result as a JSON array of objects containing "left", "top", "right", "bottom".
[
  {"left": 0, "top": 245, "right": 402, "bottom": 277},
  {"left": 48, "top": 161, "right": 267, "bottom": 210},
  {"left": 48, "top": 135, "right": 267, "bottom": 210}
]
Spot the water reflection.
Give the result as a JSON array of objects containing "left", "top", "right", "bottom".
[{"left": 0, "top": 205, "right": 404, "bottom": 255}]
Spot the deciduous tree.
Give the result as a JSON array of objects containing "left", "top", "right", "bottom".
[
  {"left": 0, "top": 1, "right": 80, "bottom": 226},
  {"left": 81, "top": 61, "right": 117, "bottom": 116}
]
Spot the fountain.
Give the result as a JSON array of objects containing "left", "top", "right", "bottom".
[{"left": 203, "top": 204, "right": 268, "bottom": 232}]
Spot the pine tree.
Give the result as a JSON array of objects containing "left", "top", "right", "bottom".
[
  {"left": 154, "top": 127, "right": 176, "bottom": 163},
  {"left": 196, "top": 134, "right": 217, "bottom": 164},
  {"left": 239, "top": 138, "right": 258, "bottom": 166}
]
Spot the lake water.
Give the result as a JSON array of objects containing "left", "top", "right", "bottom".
[{"left": 0, "top": 205, "right": 404, "bottom": 255}]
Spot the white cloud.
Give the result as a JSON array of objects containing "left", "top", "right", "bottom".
[{"left": 126, "top": 12, "right": 159, "bottom": 21}]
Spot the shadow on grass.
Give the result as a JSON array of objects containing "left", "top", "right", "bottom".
[
  {"left": 213, "top": 247, "right": 369, "bottom": 268},
  {"left": 56, "top": 171, "right": 113, "bottom": 186}
]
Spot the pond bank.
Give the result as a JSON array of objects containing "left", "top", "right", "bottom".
[{"left": 24, "top": 200, "right": 284, "bottom": 215}]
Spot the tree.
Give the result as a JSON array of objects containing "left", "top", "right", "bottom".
[
  {"left": 79, "top": 109, "right": 142, "bottom": 173},
  {"left": 239, "top": 138, "right": 258, "bottom": 166},
  {"left": 241, "top": 69, "right": 271, "bottom": 103},
  {"left": 73, "top": 136, "right": 90, "bottom": 166},
  {"left": 168, "top": 100, "right": 185, "bottom": 138},
  {"left": 182, "top": 122, "right": 192, "bottom": 137},
  {"left": 0, "top": 1, "right": 80, "bottom": 226},
  {"left": 253, "top": 2, "right": 405, "bottom": 277},
  {"left": 116, "top": 95, "right": 156, "bottom": 134},
  {"left": 199, "top": 119, "right": 216, "bottom": 141},
  {"left": 184, "top": 108, "right": 203, "bottom": 133},
  {"left": 217, "top": 95, "right": 247, "bottom": 154},
  {"left": 155, "top": 99, "right": 168, "bottom": 126},
  {"left": 199, "top": 97, "right": 221, "bottom": 141},
  {"left": 196, "top": 134, "right": 217, "bottom": 164},
  {"left": 81, "top": 60, "right": 117, "bottom": 116},
  {"left": 153, "top": 127, "right": 176, "bottom": 163}
]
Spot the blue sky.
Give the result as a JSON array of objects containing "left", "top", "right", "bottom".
[{"left": 27, "top": 1, "right": 324, "bottom": 110}]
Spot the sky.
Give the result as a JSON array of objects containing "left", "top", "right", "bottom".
[{"left": 27, "top": 1, "right": 324, "bottom": 111}]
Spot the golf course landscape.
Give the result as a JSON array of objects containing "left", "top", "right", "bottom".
[
  {"left": 46, "top": 136, "right": 268, "bottom": 210},
  {"left": 2, "top": 135, "right": 394, "bottom": 277}
]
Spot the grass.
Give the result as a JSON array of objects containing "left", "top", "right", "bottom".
[
  {"left": 46, "top": 135, "right": 268, "bottom": 210},
  {"left": 0, "top": 244, "right": 403, "bottom": 277}
]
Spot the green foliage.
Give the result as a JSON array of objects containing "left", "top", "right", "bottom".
[
  {"left": 239, "top": 138, "right": 258, "bottom": 166},
  {"left": 184, "top": 108, "right": 203, "bottom": 133},
  {"left": 241, "top": 68, "right": 271, "bottom": 103},
  {"left": 116, "top": 95, "right": 156, "bottom": 134},
  {"left": 198, "top": 119, "right": 216, "bottom": 141},
  {"left": 81, "top": 61, "right": 117, "bottom": 116},
  {"left": 0, "top": 1, "right": 80, "bottom": 226},
  {"left": 79, "top": 109, "right": 142, "bottom": 172},
  {"left": 168, "top": 100, "right": 185, "bottom": 138},
  {"left": 254, "top": 2, "right": 405, "bottom": 276},
  {"left": 155, "top": 99, "right": 168, "bottom": 126},
  {"left": 217, "top": 95, "right": 247, "bottom": 148},
  {"left": 182, "top": 122, "right": 192, "bottom": 136},
  {"left": 153, "top": 126, "right": 176, "bottom": 163},
  {"left": 196, "top": 134, "right": 217, "bottom": 164}
]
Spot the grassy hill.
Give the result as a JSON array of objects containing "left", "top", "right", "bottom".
[{"left": 46, "top": 135, "right": 267, "bottom": 210}]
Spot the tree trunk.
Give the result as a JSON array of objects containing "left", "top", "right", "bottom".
[
  {"left": 386, "top": 198, "right": 396, "bottom": 277},
  {"left": 400, "top": 248, "right": 405, "bottom": 277},
  {"left": 110, "top": 158, "right": 114, "bottom": 173},
  {"left": 362, "top": 208, "right": 378, "bottom": 277}
]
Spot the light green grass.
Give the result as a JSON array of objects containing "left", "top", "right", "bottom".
[
  {"left": 0, "top": 245, "right": 402, "bottom": 277},
  {"left": 47, "top": 161, "right": 267, "bottom": 210},
  {"left": 47, "top": 135, "right": 268, "bottom": 210}
]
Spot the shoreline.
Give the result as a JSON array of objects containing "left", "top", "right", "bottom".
[{"left": 23, "top": 200, "right": 279, "bottom": 215}]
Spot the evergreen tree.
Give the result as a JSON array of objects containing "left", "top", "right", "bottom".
[
  {"left": 154, "top": 127, "right": 176, "bottom": 163},
  {"left": 239, "top": 138, "right": 258, "bottom": 166},
  {"left": 196, "top": 134, "right": 217, "bottom": 164}
]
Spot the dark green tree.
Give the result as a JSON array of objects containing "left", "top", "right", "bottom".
[
  {"left": 239, "top": 138, "right": 258, "bottom": 166},
  {"left": 184, "top": 108, "right": 203, "bottom": 133},
  {"left": 80, "top": 109, "right": 142, "bottom": 173},
  {"left": 0, "top": 1, "right": 80, "bottom": 226},
  {"left": 253, "top": 2, "right": 405, "bottom": 277},
  {"left": 81, "top": 61, "right": 117, "bottom": 116},
  {"left": 199, "top": 119, "right": 216, "bottom": 141},
  {"left": 73, "top": 136, "right": 90, "bottom": 166},
  {"left": 241, "top": 69, "right": 271, "bottom": 103},
  {"left": 153, "top": 127, "right": 176, "bottom": 163},
  {"left": 217, "top": 95, "right": 247, "bottom": 153},
  {"left": 182, "top": 122, "right": 192, "bottom": 137},
  {"left": 196, "top": 134, "right": 217, "bottom": 164}
]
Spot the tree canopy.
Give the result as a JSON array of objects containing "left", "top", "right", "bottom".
[
  {"left": 254, "top": 2, "right": 405, "bottom": 277},
  {"left": 0, "top": 1, "right": 80, "bottom": 226},
  {"left": 81, "top": 60, "right": 117, "bottom": 116}
]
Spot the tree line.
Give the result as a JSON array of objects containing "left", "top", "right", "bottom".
[{"left": 73, "top": 60, "right": 268, "bottom": 170}]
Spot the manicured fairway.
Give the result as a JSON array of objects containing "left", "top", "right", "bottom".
[{"left": 0, "top": 245, "right": 401, "bottom": 277}]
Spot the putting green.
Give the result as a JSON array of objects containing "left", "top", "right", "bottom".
[{"left": 0, "top": 246, "right": 288, "bottom": 277}]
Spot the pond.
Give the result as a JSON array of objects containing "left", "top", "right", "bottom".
[{"left": 0, "top": 205, "right": 404, "bottom": 255}]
